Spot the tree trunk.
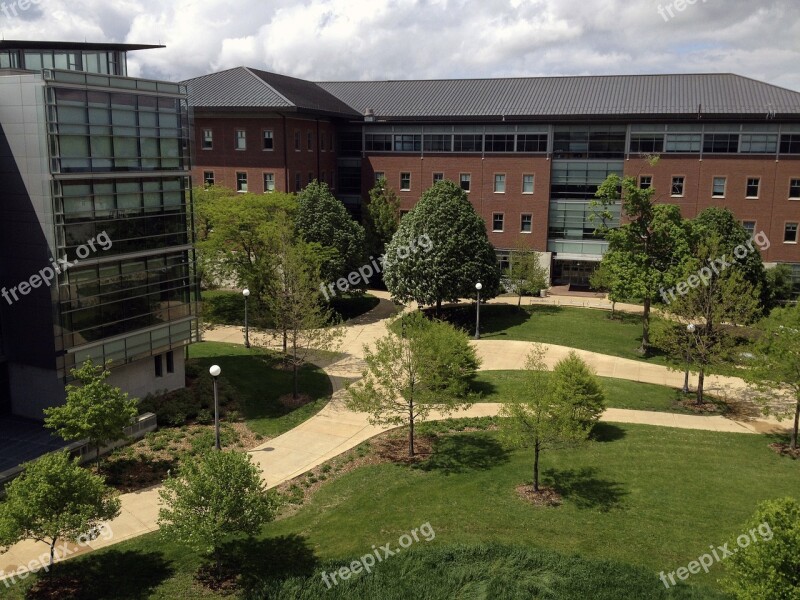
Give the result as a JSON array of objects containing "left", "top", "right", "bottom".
[
  {"left": 282, "top": 328, "right": 287, "bottom": 353},
  {"left": 96, "top": 443, "right": 101, "bottom": 473},
  {"left": 49, "top": 539, "right": 56, "bottom": 570},
  {"left": 435, "top": 297, "right": 442, "bottom": 318},
  {"left": 791, "top": 398, "right": 800, "bottom": 450},
  {"left": 518, "top": 292, "right": 522, "bottom": 307},
  {"left": 533, "top": 439, "right": 540, "bottom": 492},
  {"left": 408, "top": 402, "right": 415, "bottom": 457},
  {"left": 292, "top": 338, "right": 299, "bottom": 399},
  {"left": 611, "top": 301, "right": 616, "bottom": 319},
  {"left": 696, "top": 368, "right": 705, "bottom": 404},
  {"left": 639, "top": 296, "right": 651, "bottom": 354}
]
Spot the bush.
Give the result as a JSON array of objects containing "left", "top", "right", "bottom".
[{"left": 196, "top": 409, "right": 213, "bottom": 425}]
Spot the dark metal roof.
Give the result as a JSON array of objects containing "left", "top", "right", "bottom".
[
  {"left": 247, "top": 68, "right": 360, "bottom": 116},
  {"left": 0, "top": 40, "right": 164, "bottom": 51},
  {"left": 317, "top": 73, "right": 800, "bottom": 120}
]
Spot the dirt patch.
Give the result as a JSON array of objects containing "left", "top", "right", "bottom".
[
  {"left": 676, "top": 398, "right": 725, "bottom": 414},
  {"left": 374, "top": 434, "right": 435, "bottom": 464},
  {"left": 194, "top": 562, "right": 241, "bottom": 593},
  {"left": 279, "top": 393, "right": 312, "bottom": 410},
  {"left": 515, "top": 484, "right": 563, "bottom": 507},
  {"left": 769, "top": 442, "right": 800, "bottom": 459},
  {"left": 25, "top": 576, "right": 83, "bottom": 599}
]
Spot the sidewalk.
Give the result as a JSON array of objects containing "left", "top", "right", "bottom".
[{"left": 0, "top": 291, "right": 789, "bottom": 580}]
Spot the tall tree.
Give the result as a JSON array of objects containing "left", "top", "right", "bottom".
[
  {"left": 364, "top": 177, "right": 400, "bottom": 260},
  {"left": 296, "top": 180, "right": 367, "bottom": 286},
  {"left": 505, "top": 240, "right": 549, "bottom": 306},
  {"left": 346, "top": 312, "right": 479, "bottom": 456},
  {"left": 384, "top": 180, "right": 501, "bottom": 315},
  {"left": 44, "top": 360, "right": 139, "bottom": 471},
  {"left": 588, "top": 261, "right": 619, "bottom": 317},
  {"left": 0, "top": 451, "right": 120, "bottom": 570},
  {"left": 500, "top": 348, "right": 605, "bottom": 492},
  {"left": 593, "top": 174, "right": 693, "bottom": 353}
]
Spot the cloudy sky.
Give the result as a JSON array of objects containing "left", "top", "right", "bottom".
[{"left": 2, "top": 0, "right": 799, "bottom": 89}]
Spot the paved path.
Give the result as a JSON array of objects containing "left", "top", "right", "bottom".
[{"left": 0, "top": 291, "right": 788, "bottom": 580}]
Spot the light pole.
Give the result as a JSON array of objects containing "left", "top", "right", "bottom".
[
  {"left": 474, "top": 282, "right": 483, "bottom": 340},
  {"left": 242, "top": 288, "right": 250, "bottom": 348},
  {"left": 209, "top": 364, "right": 221, "bottom": 450},
  {"left": 682, "top": 323, "right": 695, "bottom": 394}
]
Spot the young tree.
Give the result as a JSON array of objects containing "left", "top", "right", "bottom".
[
  {"left": 346, "top": 312, "right": 480, "bottom": 456},
  {"left": 746, "top": 302, "right": 800, "bottom": 450},
  {"left": 500, "top": 348, "right": 605, "bottom": 492},
  {"left": 722, "top": 497, "right": 800, "bottom": 599},
  {"left": 384, "top": 180, "right": 501, "bottom": 316},
  {"left": 506, "top": 241, "right": 549, "bottom": 306},
  {"left": 765, "top": 263, "right": 796, "bottom": 307},
  {"left": 0, "top": 451, "right": 120, "bottom": 570},
  {"left": 588, "top": 262, "right": 619, "bottom": 317},
  {"left": 592, "top": 174, "right": 693, "bottom": 353},
  {"left": 296, "top": 180, "right": 367, "bottom": 286},
  {"left": 364, "top": 177, "right": 400, "bottom": 260},
  {"left": 44, "top": 360, "right": 139, "bottom": 471},
  {"left": 158, "top": 450, "right": 275, "bottom": 578}
]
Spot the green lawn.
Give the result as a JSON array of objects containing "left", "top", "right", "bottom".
[
  {"left": 188, "top": 342, "right": 334, "bottom": 437},
  {"left": 473, "top": 370, "right": 703, "bottom": 413},
  {"left": 4, "top": 424, "right": 795, "bottom": 599}
]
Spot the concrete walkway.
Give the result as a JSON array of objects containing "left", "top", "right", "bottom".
[{"left": 0, "top": 291, "right": 788, "bottom": 580}]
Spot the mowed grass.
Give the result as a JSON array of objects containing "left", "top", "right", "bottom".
[
  {"left": 2, "top": 424, "right": 794, "bottom": 599},
  {"left": 473, "top": 370, "right": 697, "bottom": 413},
  {"left": 187, "top": 342, "right": 334, "bottom": 437}
]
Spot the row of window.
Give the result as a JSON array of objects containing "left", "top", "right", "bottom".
[
  {"left": 201, "top": 128, "right": 333, "bottom": 152},
  {"left": 737, "top": 220, "right": 800, "bottom": 244},
  {"left": 365, "top": 133, "right": 548, "bottom": 153},
  {"left": 488, "top": 213, "right": 535, "bottom": 233},
  {"left": 0, "top": 49, "right": 124, "bottom": 75},
  {"left": 645, "top": 175, "right": 800, "bottom": 200},
  {"left": 383, "top": 171, "right": 536, "bottom": 193},
  {"left": 203, "top": 170, "right": 334, "bottom": 193}
]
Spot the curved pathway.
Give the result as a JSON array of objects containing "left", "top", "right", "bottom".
[{"left": 0, "top": 291, "right": 788, "bottom": 580}]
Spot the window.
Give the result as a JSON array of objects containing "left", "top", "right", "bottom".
[
  {"left": 742, "top": 221, "right": 756, "bottom": 237},
  {"left": 374, "top": 171, "right": 385, "bottom": 183},
  {"left": 321, "top": 170, "right": 326, "bottom": 184},
  {"left": 294, "top": 130, "right": 301, "bottom": 151},
  {"left": 665, "top": 133, "right": 701, "bottom": 153},
  {"left": 460, "top": 173, "right": 471, "bottom": 192},
  {"left": 453, "top": 134, "right": 482, "bottom": 152},
  {"left": 263, "top": 130, "right": 274, "bottom": 151},
  {"left": 308, "top": 172, "right": 314, "bottom": 185},
  {"left": 236, "top": 172, "right": 248, "bottom": 192},
  {"left": 154, "top": 355, "right": 163, "bottom": 378},
  {"left": 629, "top": 134, "right": 664, "bottom": 154},
  {"left": 516, "top": 133, "right": 548, "bottom": 152},
  {"left": 521, "top": 214, "right": 532, "bottom": 233},
  {"left": 235, "top": 129, "right": 246, "bottom": 150},
  {"left": 307, "top": 132, "right": 313, "bottom": 151},
  {"left": 790, "top": 179, "right": 800, "bottom": 199},
  {"left": 485, "top": 134, "right": 514, "bottom": 152},
  {"left": 740, "top": 134, "right": 777, "bottom": 153},
  {"left": 400, "top": 172, "right": 411, "bottom": 191},
  {"left": 784, "top": 223, "right": 798, "bottom": 243},
  {"left": 746, "top": 177, "right": 760, "bottom": 198},
  {"left": 522, "top": 174, "right": 535, "bottom": 194},
  {"left": 780, "top": 134, "right": 800, "bottom": 154},
  {"left": 703, "top": 133, "right": 739, "bottom": 153},
  {"left": 394, "top": 134, "right": 421, "bottom": 152},
  {"left": 166, "top": 351, "right": 174, "bottom": 374},
  {"left": 202, "top": 129, "right": 213, "bottom": 150},
  {"left": 671, "top": 176, "right": 685, "bottom": 197},
  {"left": 639, "top": 175, "right": 652, "bottom": 189},
  {"left": 263, "top": 172, "right": 275, "bottom": 193},
  {"left": 712, "top": 177, "right": 726, "bottom": 197},
  {"left": 320, "top": 132, "right": 326, "bottom": 151},
  {"left": 365, "top": 134, "right": 392, "bottom": 151},
  {"left": 294, "top": 173, "right": 302, "bottom": 192},
  {"left": 433, "top": 172, "right": 444, "bottom": 183},
  {"left": 203, "top": 171, "right": 214, "bottom": 187},
  {"left": 423, "top": 134, "right": 452, "bottom": 152},
  {"left": 494, "top": 174, "right": 506, "bottom": 193},
  {"left": 492, "top": 213, "right": 504, "bottom": 232}
]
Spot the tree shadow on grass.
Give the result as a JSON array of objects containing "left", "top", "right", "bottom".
[
  {"left": 414, "top": 432, "right": 510, "bottom": 475},
  {"left": 590, "top": 422, "right": 626, "bottom": 443},
  {"left": 469, "top": 378, "right": 498, "bottom": 397},
  {"left": 25, "top": 550, "right": 173, "bottom": 600},
  {"left": 542, "top": 467, "right": 628, "bottom": 512}
]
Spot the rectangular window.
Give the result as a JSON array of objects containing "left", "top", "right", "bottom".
[
  {"left": 400, "top": 172, "right": 411, "bottom": 191},
  {"left": 485, "top": 134, "right": 515, "bottom": 152},
  {"left": 522, "top": 174, "right": 535, "bottom": 194},
  {"left": 433, "top": 172, "right": 444, "bottom": 183},
  {"left": 742, "top": 220, "right": 756, "bottom": 237},
  {"left": 423, "top": 134, "right": 452, "bottom": 152},
  {"left": 746, "top": 177, "right": 760, "bottom": 198},
  {"left": 494, "top": 174, "right": 506, "bottom": 193},
  {"left": 364, "top": 134, "right": 392, "bottom": 151},
  {"left": 516, "top": 133, "right": 548, "bottom": 153},
  {"left": 671, "top": 176, "right": 685, "bottom": 197},
  {"left": 374, "top": 171, "right": 385, "bottom": 183},
  {"left": 780, "top": 134, "right": 800, "bottom": 154},
  {"left": 740, "top": 134, "right": 777, "bottom": 153},
  {"left": 629, "top": 134, "right": 664, "bottom": 154},
  {"left": 460, "top": 173, "right": 471, "bottom": 192},
  {"left": 307, "top": 131, "right": 313, "bottom": 151},
  {"left": 236, "top": 172, "right": 248, "bottom": 192},
  {"left": 394, "top": 134, "right": 421, "bottom": 152},
  {"left": 320, "top": 132, "right": 326, "bottom": 151},
  {"left": 639, "top": 175, "right": 652, "bottom": 189},
  {"left": 294, "top": 130, "right": 301, "bottom": 151},
  {"left": 785, "top": 223, "right": 798, "bottom": 243},
  {"left": 166, "top": 351, "right": 174, "bottom": 374},
  {"left": 703, "top": 133, "right": 739, "bottom": 153},
  {"left": 712, "top": 177, "right": 726, "bottom": 197},
  {"left": 791, "top": 179, "right": 800, "bottom": 199},
  {"left": 263, "top": 172, "right": 275, "bottom": 193},
  {"left": 521, "top": 214, "right": 532, "bottom": 233},
  {"left": 294, "top": 173, "right": 301, "bottom": 192},
  {"left": 235, "top": 129, "right": 246, "bottom": 150},
  {"left": 263, "top": 130, "right": 274, "bottom": 151},
  {"left": 453, "top": 134, "right": 482, "bottom": 152},
  {"left": 665, "top": 133, "right": 701, "bottom": 153},
  {"left": 492, "top": 213, "right": 504, "bottom": 232},
  {"left": 203, "top": 171, "right": 214, "bottom": 187},
  {"left": 154, "top": 355, "right": 163, "bottom": 378},
  {"left": 202, "top": 129, "right": 213, "bottom": 150}
]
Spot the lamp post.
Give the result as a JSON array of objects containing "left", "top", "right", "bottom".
[
  {"left": 209, "top": 365, "right": 221, "bottom": 450},
  {"left": 242, "top": 288, "right": 250, "bottom": 348},
  {"left": 682, "top": 323, "right": 695, "bottom": 394},
  {"left": 474, "top": 282, "right": 483, "bottom": 340}
]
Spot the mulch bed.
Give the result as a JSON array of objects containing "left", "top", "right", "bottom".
[
  {"left": 279, "top": 393, "right": 312, "bottom": 410},
  {"left": 515, "top": 484, "right": 563, "bottom": 507},
  {"left": 769, "top": 442, "right": 800, "bottom": 459},
  {"left": 676, "top": 399, "right": 724, "bottom": 414}
]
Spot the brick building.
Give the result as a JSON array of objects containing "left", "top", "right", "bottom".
[{"left": 185, "top": 69, "right": 800, "bottom": 287}]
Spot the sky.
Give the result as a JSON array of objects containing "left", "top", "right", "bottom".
[{"left": 1, "top": 0, "right": 799, "bottom": 90}]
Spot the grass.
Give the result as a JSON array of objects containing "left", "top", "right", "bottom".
[
  {"left": 187, "top": 342, "right": 333, "bottom": 437},
  {"left": 473, "top": 370, "right": 706, "bottom": 413},
  {"left": 5, "top": 424, "right": 795, "bottom": 598}
]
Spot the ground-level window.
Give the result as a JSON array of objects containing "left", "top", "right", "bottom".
[
  {"left": 521, "top": 214, "right": 532, "bottom": 232},
  {"left": 203, "top": 171, "right": 214, "bottom": 186},
  {"left": 236, "top": 172, "right": 247, "bottom": 192},
  {"left": 264, "top": 172, "right": 275, "bottom": 192}
]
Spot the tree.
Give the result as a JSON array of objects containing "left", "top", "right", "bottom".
[
  {"left": 722, "top": 497, "right": 800, "bottom": 599},
  {"left": 296, "top": 180, "right": 367, "bottom": 286},
  {"left": 746, "top": 302, "right": 800, "bottom": 450},
  {"left": 44, "top": 360, "right": 139, "bottom": 471},
  {"left": 592, "top": 174, "right": 693, "bottom": 353},
  {"left": 765, "top": 263, "right": 796, "bottom": 307},
  {"left": 384, "top": 180, "right": 501, "bottom": 316},
  {"left": 655, "top": 236, "right": 761, "bottom": 404},
  {"left": 588, "top": 262, "right": 619, "bottom": 317},
  {"left": 346, "top": 312, "right": 479, "bottom": 456},
  {"left": 364, "top": 177, "right": 400, "bottom": 260},
  {"left": 505, "top": 241, "right": 549, "bottom": 306},
  {"left": 0, "top": 451, "right": 120, "bottom": 570},
  {"left": 500, "top": 348, "right": 605, "bottom": 492},
  {"left": 158, "top": 449, "right": 275, "bottom": 578}
]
